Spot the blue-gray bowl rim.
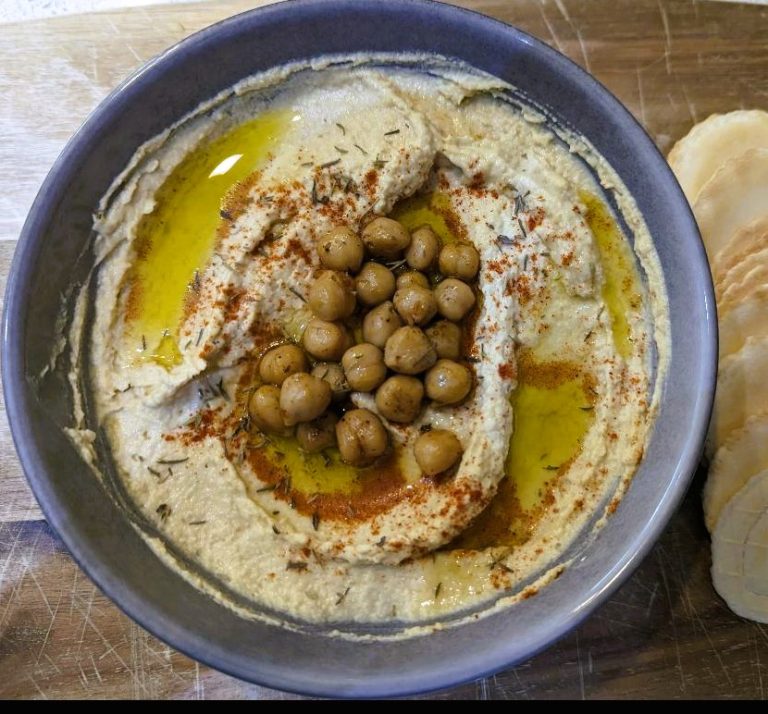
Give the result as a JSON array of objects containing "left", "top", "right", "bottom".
[{"left": 2, "top": 0, "right": 717, "bottom": 698}]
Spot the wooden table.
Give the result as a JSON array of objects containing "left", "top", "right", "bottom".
[{"left": 2, "top": 0, "right": 767, "bottom": 699}]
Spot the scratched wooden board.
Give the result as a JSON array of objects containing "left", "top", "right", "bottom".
[{"left": 1, "top": 0, "right": 768, "bottom": 700}]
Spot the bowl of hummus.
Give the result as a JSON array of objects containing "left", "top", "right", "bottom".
[{"left": 3, "top": 0, "right": 716, "bottom": 697}]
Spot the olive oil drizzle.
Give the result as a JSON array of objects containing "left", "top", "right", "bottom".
[
  {"left": 506, "top": 357, "right": 596, "bottom": 512},
  {"left": 581, "top": 192, "right": 642, "bottom": 359},
  {"left": 125, "top": 110, "right": 292, "bottom": 367},
  {"left": 453, "top": 355, "right": 596, "bottom": 551},
  {"left": 390, "top": 191, "right": 458, "bottom": 245}
]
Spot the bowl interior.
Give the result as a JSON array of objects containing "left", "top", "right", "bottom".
[{"left": 2, "top": 0, "right": 716, "bottom": 697}]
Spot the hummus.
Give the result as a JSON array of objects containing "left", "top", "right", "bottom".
[{"left": 68, "top": 56, "right": 668, "bottom": 635}]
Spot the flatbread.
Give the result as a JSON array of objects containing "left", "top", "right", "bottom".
[
  {"left": 703, "top": 412, "right": 768, "bottom": 532},
  {"left": 719, "top": 261, "right": 768, "bottom": 318},
  {"left": 693, "top": 148, "right": 768, "bottom": 261},
  {"left": 708, "top": 335, "right": 768, "bottom": 458},
  {"left": 720, "top": 287, "right": 768, "bottom": 358},
  {"left": 712, "top": 217, "right": 768, "bottom": 284},
  {"left": 716, "top": 247, "right": 768, "bottom": 304},
  {"left": 712, "top": 469, "right": 768, "bottom": 623},
  {"left": 668, "top": 110, "right": 768, "bottom": 203}
]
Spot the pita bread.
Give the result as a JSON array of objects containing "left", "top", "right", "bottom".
[
  {"left": 708, "top": 335, "right": 768, "bottom": 457},
  {"left": 719, "top": 262, "right": 768, "bottom": 318},
  {"left": 704, "top": 412, "right": 768, "bottom": 532},
  {"left": 720, "top": 287, "right": 768, "bottom": 358},
  {"left": 668, "top": 110, "right": 768, "bottom": 204},
  {"left": 712, "top": 469, "right": 768, "bottom": 623},
  {"left": 712, "top": 217, "right": 768, "bottom": 287},
  {"left": 693, "top": 148, "right": 768, "bottom": 261},
  {"left": 716, "top": 247, "right": 768, "bottom": 304}
]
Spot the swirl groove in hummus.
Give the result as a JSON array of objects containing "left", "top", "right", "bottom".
[{"left": 68, "top": 57, "right": 668, "bottom": 634}]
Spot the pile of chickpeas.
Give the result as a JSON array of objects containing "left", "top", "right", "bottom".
[{"left": 247, "top": 216, "right": 480, "bottom": 477}]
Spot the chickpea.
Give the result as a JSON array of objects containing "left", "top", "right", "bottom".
[
  {"left": 393, "top": 285, "right": 437, "bottom": 326},
  {"left": 362, "top": 300, "right": 403, "bottom": 348},
  {"left": 355, "top": 262, "right": 396, "bottom": 307},
  {"left": 405, "top": 225, "right": 440, "bottom": 271},
  {"left": 336, "top": 408, "right": 389, "bottom": 467},
  {"left": 308, "top": 270, "right": 356, "bottom": 321},
  {"left": 248, "top": 385, "right": 293, "bottom": 436},
  {"left": 258, "top": 343, "right": 308, "bottom": 386},
  {"left": 426, "top": 320, "right": 462, "bottom": 360},
  {"left": 361, "top": 217, "right": 411, "bottom": 259},
  {"left": 342, "top": 343, "right": 387, "bottom": 392},
  {"left": 317, "top": 225, "right": 364, "bottom": 272},
  {"left": 311, "top": 362, "right": 349, "bottom": 402},
  {"left": 279, "top": 372, "right": 332, "bottom": 426},
  {"left": 303, "top": 318, "right": 353, "bottom": 361},
  {"left": 296, "top": 412, "right": 338, "bottom": 453},
  {"left": 434, "top": 278, "right": 476, "bottom": 321},
  {"left": 425, "top": 359, "right": 473, "bottom": 405},
  {"left": 396, "top": 270, "right": 429, "bottom": 290},
  {"left": 375, "top": 375, "right": 424, "bottom": 423},
  {"left": 438, "top": 242, "right": 480, "bottom": 281},
  {"left": 384, "top": 326, "right": 437, "bottom": 375},
  {"left": 414, "top": 429, "right": 463, "bottom": 476}
]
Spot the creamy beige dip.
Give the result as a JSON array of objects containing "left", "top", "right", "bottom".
[{"left": 68, "top": 56, "right": 668, "bottom": 636}]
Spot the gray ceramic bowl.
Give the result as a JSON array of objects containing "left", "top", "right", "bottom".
[{"left": 2, "top": 0, "right": 716, "bottom": 698}]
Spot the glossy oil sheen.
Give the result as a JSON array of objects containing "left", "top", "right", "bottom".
[
  {"left": 507, "top": 360, "right": 595, "bottom": 511},
  {"left": 391, "top": 191, "right": 458, "bottom": 244},
  {"left": 583, "top": 192, "right": 643, "bottom": 359},
  {"left": 127, "top": 111, "right": 290, "bottom": 367}
]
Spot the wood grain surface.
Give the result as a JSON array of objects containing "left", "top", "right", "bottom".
[{"left": 2, "top": 0, "right": 767, "bottom": 699}]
